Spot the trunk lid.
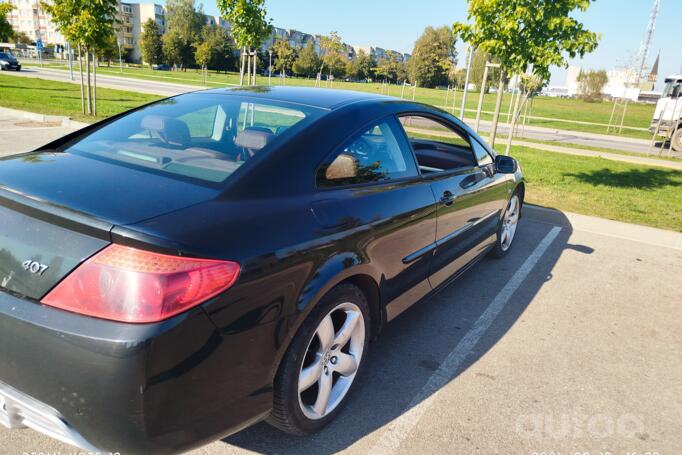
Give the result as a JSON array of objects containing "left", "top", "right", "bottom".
[{"left": 0, "top": 150, "right": 220, "bottom": 300}]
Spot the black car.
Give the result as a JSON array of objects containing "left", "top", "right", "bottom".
[
  {"left": 0, "top": 52, "right": 21, "bottom": 71},
  {"left": 0, "top": 87, "right": 523, "bottom": 453}
]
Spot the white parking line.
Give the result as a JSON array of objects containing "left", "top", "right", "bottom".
[{"left": 369, "top": 226, "right": 562, "bottom": 453}]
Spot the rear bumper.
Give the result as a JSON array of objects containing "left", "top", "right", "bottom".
[
  {"left": 0, "top": 290, "right": 274, "bottom": 453},
  {"left": 0, "top": 63, "right": 20, "bottom": 70}
]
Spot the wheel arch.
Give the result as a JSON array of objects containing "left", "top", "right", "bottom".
[{"left": 269, "top": 254, "right": 385, "bottom": 383}]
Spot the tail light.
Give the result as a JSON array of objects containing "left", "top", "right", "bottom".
[{"left": 41, "top": 244, "right": 240, "bottom": 323}]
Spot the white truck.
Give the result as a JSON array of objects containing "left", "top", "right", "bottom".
[{"left": 650, "top": 75, "right": 682, "bottom": 151}]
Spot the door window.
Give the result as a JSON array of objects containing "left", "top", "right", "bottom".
[
  {"left": 470, "top": 137, "right": 494, "bottom": 166},
  {"left": 318, "top": 119, "right": 418, "bottom": 187},
  {"left": 398, "top": 115, "right": 476, "bottom": 173}
]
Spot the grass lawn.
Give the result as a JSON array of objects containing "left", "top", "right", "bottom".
[
  {"left": 1, "top": 74, "right": 677, "bottom": 231},
  {"left": 23, "top": 61, "right": 655, "bottom": 139},
  {"left": 0, "top": 73, "right": 161, "bottom": 122},
  {"left": 511, "top": 146, "right": 682, "bottom": 231}
]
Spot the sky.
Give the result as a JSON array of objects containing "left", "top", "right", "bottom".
[{"left": 154, "top": 0, "right": 682, "bottom": 89}]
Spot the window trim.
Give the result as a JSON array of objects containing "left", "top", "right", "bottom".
[
  {"left": 395, "top": 112, "right": 479, "bottom": 176},
  {"left": 315, "top": 115, "right": 421, "bottom": 190}
]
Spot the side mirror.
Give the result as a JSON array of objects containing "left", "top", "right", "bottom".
[{"left": 494, "top": 155, "right": 518, "bottom": 174}]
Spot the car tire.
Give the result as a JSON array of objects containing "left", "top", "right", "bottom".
[
  {"left": 672, "top": 126, "right": 682, "bottom": 152},
  {"left": 489, "top": 189, "right": 522, "bottom": 258},
  {"left": 268, "top": 283, "right": 370, "bottom": 435}
]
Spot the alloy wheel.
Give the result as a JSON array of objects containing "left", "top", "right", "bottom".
[
  {"left": 500, "top": 194, "right": 520, "bottom": 252},
  {"left": 297, "top": 302, "right": 365, "bottom": 420}
]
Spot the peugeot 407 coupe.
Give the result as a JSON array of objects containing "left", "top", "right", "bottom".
[{"left": 0, "top": 87, "right": 523, "bottom": 453}]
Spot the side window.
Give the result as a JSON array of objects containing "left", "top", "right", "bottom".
[
  {"left": 398, "top": 115, "right": 476, "bottom": 173},
  {"left": 470, "top": 137, "right": 493, "bottom": 166},
  {"left": 318, "top": 119, "right": 418, "bottom": 187}
]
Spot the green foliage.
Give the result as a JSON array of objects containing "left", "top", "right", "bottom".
[
  {"left": 195, "top": 25, "right": 235, "bottom": 72},
  {"left": 375, "top": 53, "right": 406, "bottom": 84},
  {"left": 42, "top": 0, "right": 118, "bottom": 49},
  {"left": 453, "top": 0, "right": 600, "bottom": 82},
  {"left": 96, "top": 32, "right": 119, "bottom": 63},
  {"left": 469, "top": 48, "right": 500, "bottom": 91},
  {"left": 162, "top": 29, "right": 184, "bottom": 68},
  {"left": 164, "top": 0, "right": 204, "bottom": 69},
  {"left": 140, "top": 19, "right": 163, "bottom": 67},
  {"left": 354, "top": 50, "right": 376, "bottom": 81},
  {"left": 216, "top": 0, "right": 271, "bottom": 50},
  {"left": 272, "top": 38, "right": 297, "bottom": 74},
  {"left": 12, "top": 31, "right": 32, "bottom": 45},
  {"left": 577, "top": 69, "right": 608, "bottom": 102},
  {"left": 0, "top": 2, "right": 14, "bottom": 42},
  {"left": 292, "top": 41, "right": 320, "bottom": 77},
  {"left": 408, "top": 26, "right": 456, "bottom": 88},
  {"left": 320, "top": 31, "right": 346, "bottom": 77}
]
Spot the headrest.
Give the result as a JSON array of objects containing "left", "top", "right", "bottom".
[
  {"left": 140, "top": 115, "right": 190, "bottom": 147},
  {"left": 325, "top": 153, "right": 357, "bottom": 180},
  {"left": 234, "top": 127, "right": 275, "bottom": 151}
]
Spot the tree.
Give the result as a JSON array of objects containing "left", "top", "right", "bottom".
[
  {"left": 96, "top": 32, "right": 119, "bottom": 66},
  {"left": 450, "top": 67, "right": 467, "bottom": 88},
  {"left": 42, "top": 0, "right": 118, "bottom": 116},
  {"left": 272, "top": 38, "right": 296, "bottom": 75},
  {"left": 164, "top": 0, "right": 204, "bottom": 70},
  {"left": 12, "top": 31, "right": 32, "bottom": 45},
  {"left": 408, "top": 26, "right": 456, "bottom": 88},
  {"left": 469, "top": 48, "right": 500, "bottom": 91},
  {"left": 201, "top": 25, "right": 235, "bottom": 72},
  {"left": 319, "top": 31, "right": 346, "bottom": 81},
  {"left": 355, "top": 50, "right": 376, "bottom": 82},
  {"left": 454, "top": 0, "right": 600, "bottom": 153},
  {"left": 292, "top": 41, "right": 320, "bottom": 77},
  {"left": 217, "top": 0, "right": 271, "bottom": 85},
  {"left": 162, "top": 29, "right": 184, "bottom": 68},
  {"left": 375, "top": 53, "right": 404, "bottom": 83},
  {"left": 577, "top": 69, "right": 608, "bottom": 102},
  {"left": 140, "top": 18, "right": 163, "bottom": 68},
  {"left": 0, "top": 2, "right": 14, "bottom": 42}
]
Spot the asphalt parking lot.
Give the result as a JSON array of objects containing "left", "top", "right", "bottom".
[{"left": 1, "top": 122, "right": 681, "bottom": 455}]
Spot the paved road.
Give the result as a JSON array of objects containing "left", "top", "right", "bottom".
[
  {"left": 3, "top": 66, "right": 672, "bottom": 157},
  {"left": 1, "top": 125, "right": 681, "bottom": 453}
]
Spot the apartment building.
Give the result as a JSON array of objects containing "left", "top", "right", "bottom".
[
  {"left": 5, "top": 0, "right": 65, "bottom": 45},
  {"left": 5, "top": 1, "right": 408, "bottom": 66},
  {"left": 128, "top": 2, "right": 165, "bottom": 62}
]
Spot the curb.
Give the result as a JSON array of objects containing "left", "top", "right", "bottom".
[
  {"left": 524, "top": 204, "right": 682, "bottom": 251},
  {"left": 0, "top": 106, "right": 90, "bottom": 129}
]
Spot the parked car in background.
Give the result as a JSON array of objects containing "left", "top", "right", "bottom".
[
  {"left": 0, "top": 52, "right": 21, "bottom": 71},
  {"left": 0, "top": 87, "right": 524, "bottom": 453}
]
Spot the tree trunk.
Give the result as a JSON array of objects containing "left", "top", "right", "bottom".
[
  {"left": 239, "top": 47, "right": 245, "bottom": 86},
  {"left": 85, "top": 48, "right": 92, "bottom": 115},
  {"left": 78, "top": 45, "right": 85, "bottom": 115},
  {"left": 252, "top": 51, "right": 257, "bottom": 85},
  {"left": 93, "top": 47, "right": 97, "bottom": 117},
  {"left": 489, "top": 71, "right": 506, "bottom": 148},
  {"left": 504, "top": 88, "right": 526, "bottom": 155}
]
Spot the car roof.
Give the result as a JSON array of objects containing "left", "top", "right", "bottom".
[{"left": 199, "top": 86, "right": 394, "bottom": 110}]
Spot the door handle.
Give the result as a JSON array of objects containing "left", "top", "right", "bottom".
[
  {"left": 440, "top": 190, "right": 455, "bottom": 206},
  {"left": 460, "top": 172, "right": 485, "bottom": 189}
]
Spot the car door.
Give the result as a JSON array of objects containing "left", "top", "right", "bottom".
[
  {"left": 315, "top": 116, "right": 437, "bottom": 319},
  {"left": 397, "top": 114, "right": 501, "bottom": 289}
]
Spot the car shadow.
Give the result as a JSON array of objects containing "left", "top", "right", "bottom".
[
  {"left": 222, "top": 208, "right": 586, "bottom": 454},
  {"left": 564, "top": 168, "right": 681, "bottom": 189}
]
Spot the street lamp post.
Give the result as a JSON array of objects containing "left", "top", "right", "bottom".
[
  {"left": 116, "top": 37, "right": 122, "bottom": 73},
  {"left": 268, "top": 50, "right": 272, "bottom": 86}
]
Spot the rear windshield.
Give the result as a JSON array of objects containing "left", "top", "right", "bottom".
[{"left": 65, "top": 93, "right": 325, "bottom": 183}]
